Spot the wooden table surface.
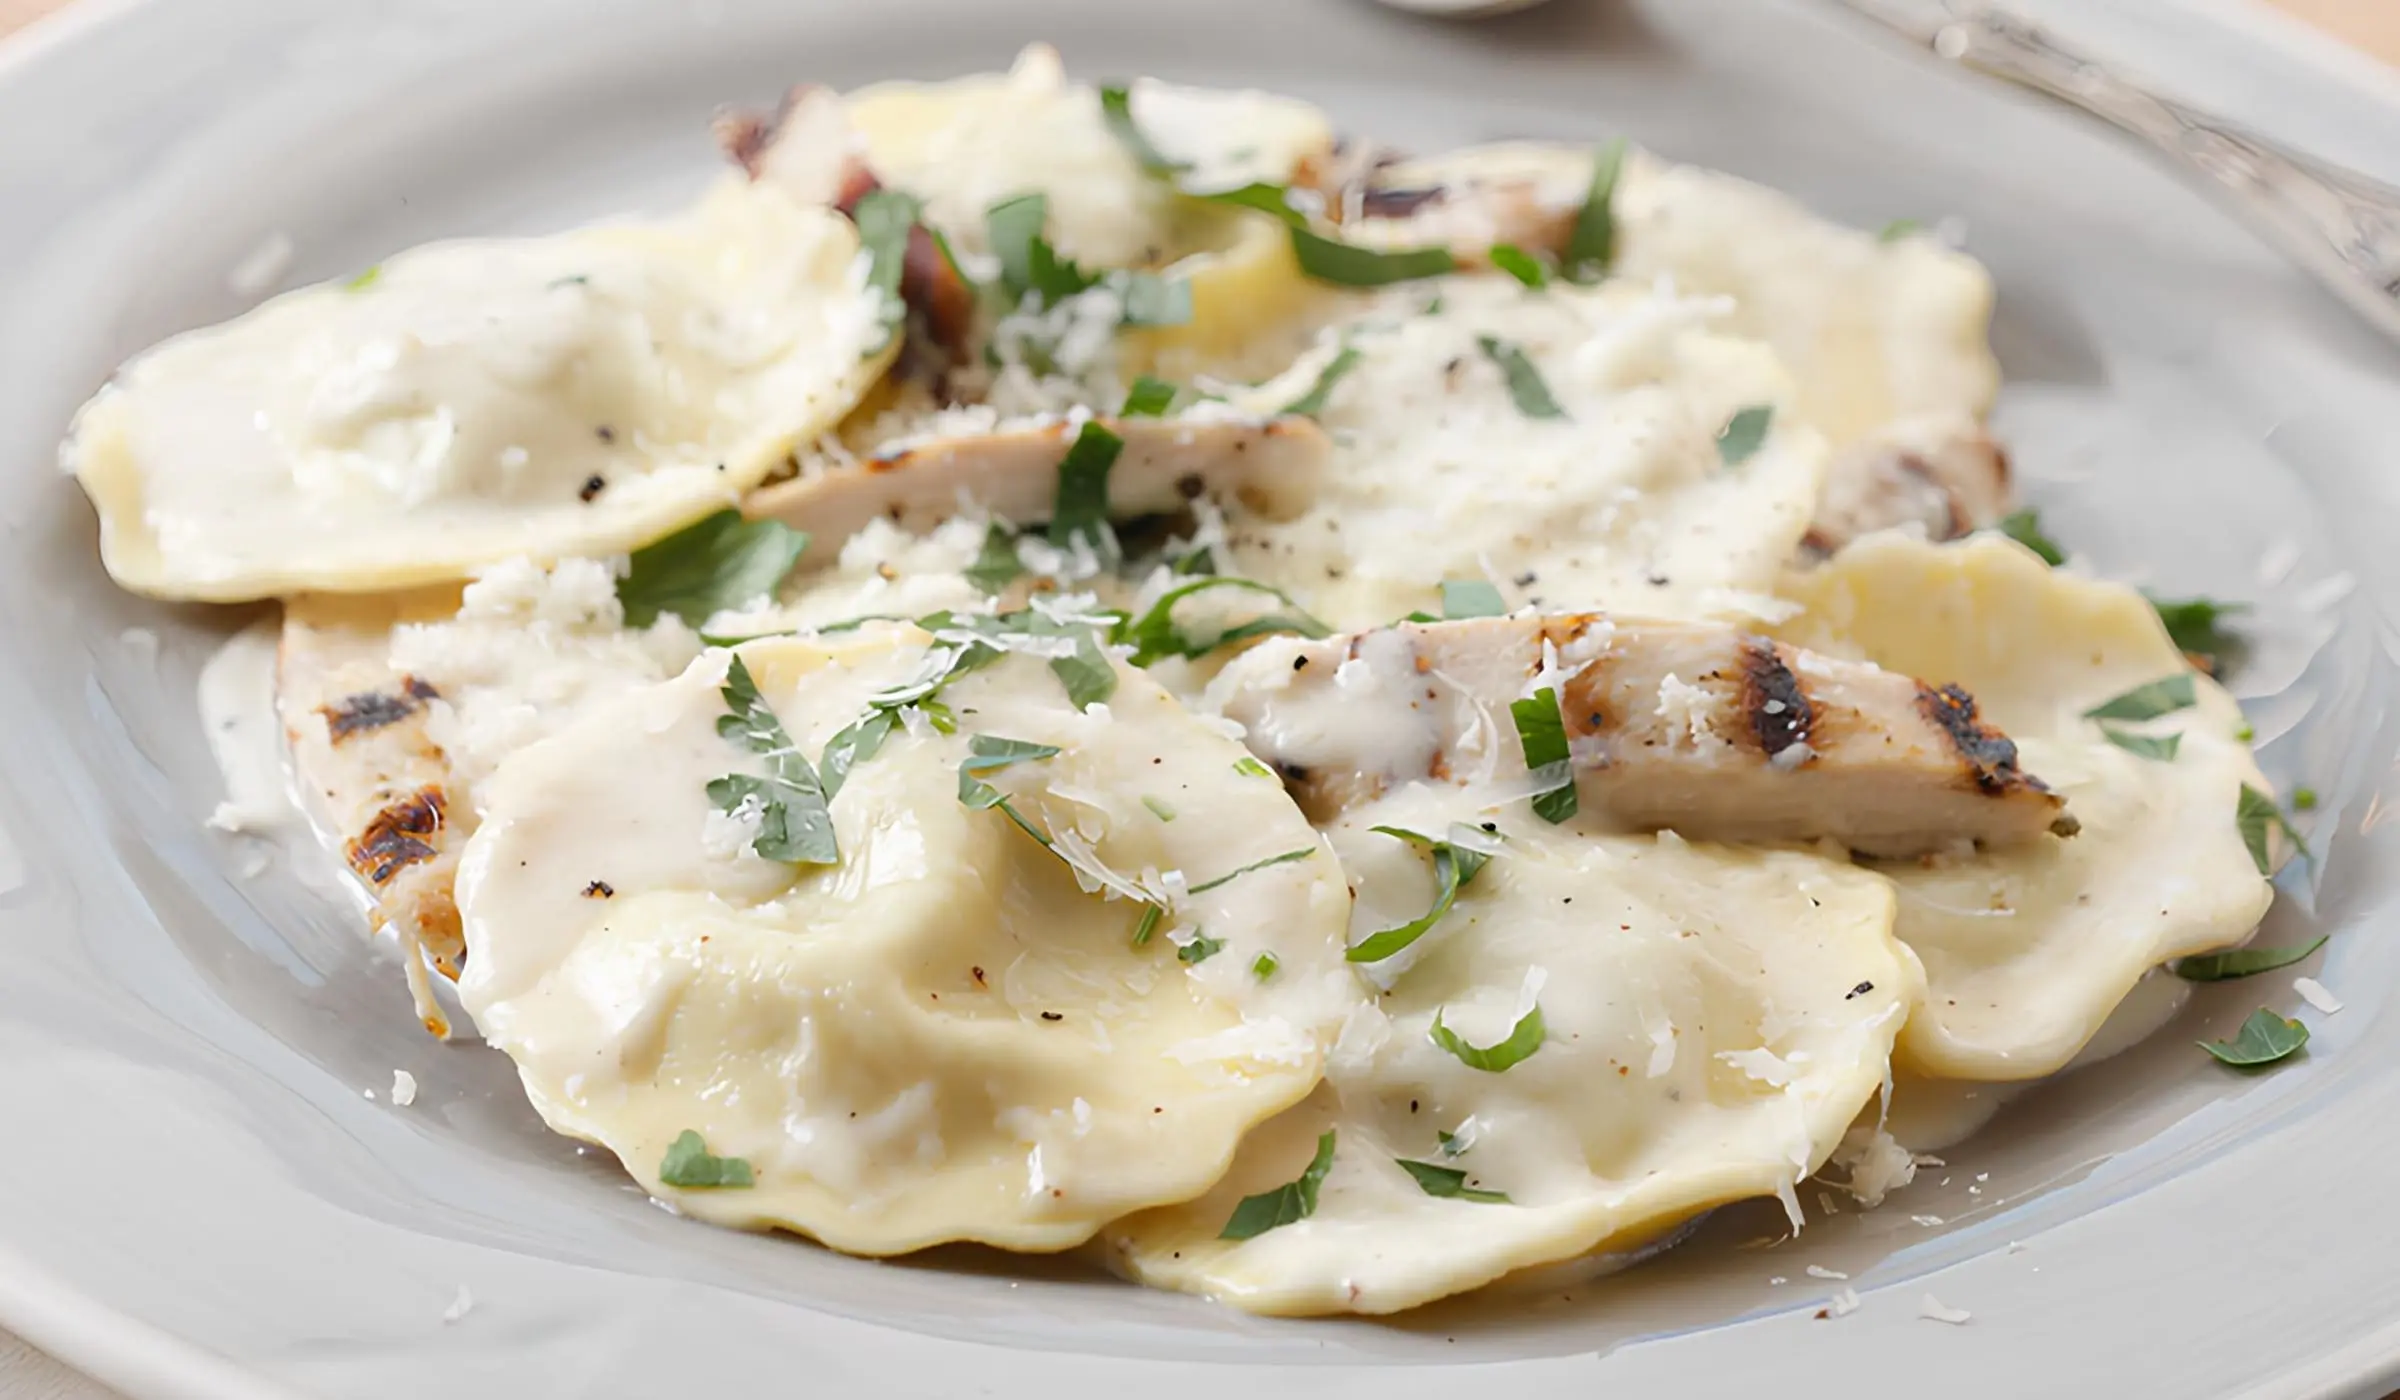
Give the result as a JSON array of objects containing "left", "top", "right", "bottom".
[{"left": 0, "top": 0, "right": 2391, "bottom": 1395}]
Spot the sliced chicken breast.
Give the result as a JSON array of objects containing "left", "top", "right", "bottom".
[
  {"left": 1215, "top": 613, "right": 2072, "bottom": 857},
  {"left": 746, "top": 414, "right": 1329, "bottom": 565},
  {"left": 1802, "top": 418, "right": 2012, "bottom": 560}
]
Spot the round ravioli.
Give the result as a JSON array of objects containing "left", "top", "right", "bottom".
[
  {"left": 1221, "top": 274, "right": 1827, "bottom": 629},
  {"left": 455, "top": 624, "right": 1355, "bottom": 1254},
  {"left": 1356, "top": 141, "right": 2000, "bottom": 450},
  {"left": 68, "top": 179, "right": 894, "bottom": 600},
  {"left": 1774, "top": 535, "right": 2275, "bottom": 1079},
  {"left": 1104, "top": 785, "right": 1917, "bottom": 1315}
]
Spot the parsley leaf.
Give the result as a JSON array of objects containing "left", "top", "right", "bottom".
[
  {"left": 1488, "top": 243, "right": 1550, "bottom": 288},
  {"left": 1048, "top": 421, "right": 1125, "bottom": 554},
  {"left": 1219, "top": 1130, "right": 1337, "bottom": 1240},
  {"left": 849, "top": 188, "right": 920, "bottom": 352},
  {"left": 1429, "top": 1003, "right": 1547, "bottom": 1072},
  {"left": 1234, "top": 756, "right": 1277, "bottom": 780},
  {"left": 986, "top": 193, "right": 1075, "bottom": 304},
  {"left": 1477, "top": 335, "right": 1567, "bottom": 420},
  {"left": 1441, "top": 579, "right": 1507, "bottom": 619},
  {"left": 2174, "top": 935, "right": 2329, "bottom": 982},
  {"left": 1116, "top": 271, "right": 1193, "bottom": 327},
  {"left": 1048, "top": 627, "right": 1119, "bottom": 711},
  {"left": 708, "top": 656, "right": 838, "bottom": 865},
  {"left": 618, "top": 510, "right": 809, "bottom": 628},
  {"left": 1114, "top": 577, "right": 1332, "bottom": 666},
  {"left": 344, "top": 265, "right": 381, "bottom": 291},
  {"left": 1997, "top": 509, "right": 2066, "bottom": 566},
  {"left": 1177, "top": 932, "right": 1228, "bottom": 965},
  {"left": 1563, "top": 138, "right": 1627, "bottom": 283},
  {"left": 1509, "top": 687, "right": 1577, "bottom": 824},
  {"left": 1291, "top": 227, "right": 1456, "bottom": 287},
  {"left": 966, "top": 522, "right": 1025, "bottom": 595},
  {"left": 2084, "top": 674, "right": 2196, "bottom": 722},
  {"left": 1251, "top": 952, "right": 1279, "bottom": 980},
  {"left": 1877, "top": 218, "right": 1924, "bottom": 243},
  {"left": 1393, "top": 1157, "right": 1509, "bottom": 1204},
  {"left": 818, "top": 708, "right": 899, "bottom": 802},
  {"left": 1121, "top": 375, "right": 1180, "bottom": 417},
  {"left": 2199, "top": 1007, "right": 2309, "bottom": 1068},
  {"left": 1277, "top": 346, "right": 1362, "bottom": 418},
  {"left": 1715, "top": 405, "right": 1773, "bottom": 465},
  {"left": 961, "top": 734, "right": 1063, "bottom": 775},
  {"left": 1142, "top": 795, "right": 1177, "bottom": 822},
  {"left": 2148, "top": 594, "right": 2246, "bottom": 672},
  {"left": 2099, "top": 727, "right": 2181, "bottom": 761},
  {"left": 1097, "top": 84, "right": 1189, "bottom": 176},
  {"left": 1131, "top": 903, "right": 1164, "bottom": 946},
  {"left": 658, "top": 1130, "right": 755, "bottom": 1189},
  {"left": 1346, "top": 825, "right": 1493, "bottom": 964},
  {"left": 1195, "top": 181, "right": 1307, "bottom": 228},
  {"left": 1187, "top": 848, "right": 1314, "bottom": 895},
  {"left": 2237, "top": 783, "right": 2310, "bottom": 876}
]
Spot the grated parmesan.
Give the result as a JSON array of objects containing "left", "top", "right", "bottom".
[
  {"left": 2294, "top": 977, "right": 2343, "bottom": 1015},
  {"left": 1919, "top": 1293, "right": 1972, "bottom": 1325}
]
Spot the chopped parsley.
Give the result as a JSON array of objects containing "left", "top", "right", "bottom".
[
  {"left": 2098, "top": 728, "right": 2181, "bottom": 761},
  {"left": 1346, "top": 825, "right": 1493, "bottom": 964},
  {"left": 1440, "top": 579, "right": 1507, "bottom": 619},
  {"left": 1477, "top": 335, "right": 1567, "bottom": 420},
  {"left": 1509, "top": 687, "right": 1578, "bottom": 824},
  {"left": 707, "top": 656, "right": 838, "bottom": 865},
  {"left": 1115, "top": 577, "right": 1332, "bottom": 666},
  {"left": 1393, "top": 1157, "right": 1510, "bottom": 1204},
  {"left": 1436, "top": 1128, "right": 1470, "bottom": 1157},
  {"left": 2174, "top": 935, "right": 2329, "bottom": 983},
  {"left": 344, "top": 265, "right": 382, "bottom": 291},
  {"left": 1142, "top": 795, "right": 1178, "bottom": 822},
  {"left": 1131, "top": 903, "right": 1164, "bottom": 946},
  {"left": 1188, "top": 848, "right": 1315, "bottom": 895},
  {"left": 1563, "top": 138, "right": 1626, "bottom": 283},
  {"left": 1048, "top": 629, "right": 1119, "bottom": 711},
  {"left": 2294, "top": 786, "right": 2319, "bottom": 811},
  {"left": 1997, "top": 509, "right": 2065, "bottom": 566},
  {"left": 817, "top": 709, "right": 899, "bottom": 802},
  {"left": 1177, "top": 932, "right": 1228, "bottom": 965},
  {"left": 1487, "top": 243, "right": 1550, "bottom": 288},
  {"left": 658, "top": 1130, "right": 755, "bottom": 1189},
  {"left": 965, "top": 521, "right": 1026, "bottom": 595},
  {"left": 2148, "top": 595, "right": 2245, "bottom": 672},
  {"left": 2199, "top": 1007, "right": 2309, "bottom": 1068},
  {"left": 1097, "top": 84, "right": 1188, "bottom": 177},
  {"left": 1116, "top": 273, "right": 1193, "bottom": 327},
  {"left": 1048, "top": 421, "right": 1125, "bottom": 554},
  {"left": 985, "top": 191, "right": 1188, "bottom": 326},
  {"left": 1429, "top": 1003, "right": 1547, "bottom": 1072},
  {"left": 1251, "top": 952, "right": 1279, "bottom": 980},
  {"left": 1877, "top": 218, "right": 1924, "bottom": 243},
  {"left": 1195, "top": 181, "right": 1308, "bottom": 228},
  {"left": 1277, "top": 346, "right": 1362, "bottom": 418},
  {"left": 1234, "top": 756, "right": 1277, "bottom": 780},
  {"left": 1121, "top": 375, "right": 1180, "bottom": 417},
  {"left": 1219, "top": 1130, "right": 1336, "bottom": 1240},
  {"left": 618, "top": 510, "right": 808, "bottom": 628},
  {"left": 1290, "top": 226, "right": 1456, "bottom": 287},
  {"left": 849, "top": 187, "right": 921, "bottom": 352},
  {"left": 2236, "top": 782, "right": 2310, "bottom": 876},
  {"left": 959, "top": 735, "right": 1063, "bottom": 775},
  {"left": 2083, "top": 674, "right": 2196, "bottom": 722},
  {"left": 1715, "top": 405, "right": 1773, "bottom": 465}
]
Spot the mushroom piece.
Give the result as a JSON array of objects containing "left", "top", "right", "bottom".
[
  {"left": 1801, "top": 418, "right": 2012, "bottom": 561},
  {"left": 1215, "top": 613, "right": 2073, "bottom": 858},
  {"left": 747, "top": 414, "right": 1331, "bottom": 568}
]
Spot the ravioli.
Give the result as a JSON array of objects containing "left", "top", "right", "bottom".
[
  {"left": 1220, "top": 274, "right": 1827, "bottom": 629},
  {"left": 69, "top": 179, "right": 893, "bottom": 600},
  {"left": 1775, "top": 536, "right": 2275, "bottom": 1079},
  {"left": 455, "top": 625, "right": 1356, "bottom": 1254},
  {"left": 1105, "top": 783, "right": 1917, "bottom": 1315}
]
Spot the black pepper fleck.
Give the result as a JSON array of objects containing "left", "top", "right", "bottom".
[
  {"left": 581, "top": 880, "right": 614, "bottom": 899},
  {"left": 578, "top": 474, "right": 607, "bottom": 502}
]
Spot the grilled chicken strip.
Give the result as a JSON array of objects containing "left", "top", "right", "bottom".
[
  {"left": 1802, "top": 419, "right": 2011, "bottom": 560},
  {"left": 747, "top": 414, "right": 1331, "bottom": 566},
  {"left": 277, "top": 589, "right": 469, "bottom": 1036},
  {"left": 1216, "top": 614, "right": 2073, "bottom": 858}
]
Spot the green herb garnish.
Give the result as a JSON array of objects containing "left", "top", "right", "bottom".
[
  {"left": 2084, "top": 674, "right": 2196, "bottom": 722},
  {"left": 1477, "top": 335, "right": 1567, "bottom": 420},
  {"left": 1234, "top": 756, "right": 1277, "bottom": 780},
  {"left": 2099, "top": 728, "right": 2181, "bottom": 761},
  {"left": 658, "top": 1130, "right": 755, "bottom": 1189},
  {"left": 1277, "top": 346, "right": 1362, "bottom": 418},
  {"left": 1509, "top": 687, "right": 1577, "bottom": 824},
  {"left": 707, "top": 656, "right": 838, "bottom": 866},
  {"left": 849, "top": 188, "right": 920, "bottom": 352},
  {"left": 1121, "top": 375, "right": 1180, "bottom": 417},
  {"left": 618, "top": 510, "right": 808, "bottom": 629},
  {"left": 344, "top": 265, "right": 382, "bottom": 291},
  {"left": 1441, "top": 579, "right": 1507, "bottom": 619},
  {"left": 2200, "top": 1007, "right": 2309, "bottom": 1068},
  {"left": 2174, "top": 935, "right": 2329, "bottom": 982},
  {"left": 1219, "top": 1130, "right": 1337, "bottom": 1240},
  {"left": 1346, "top": 826, "right": 1493, "bottom": 965},
  {"left": 1116, "top": 271, "right": 1193, "bottom": 327},
  {"left": 2236, "top": 782, "right": 2310, "bottom": 876},
  {"left": 1393, "top": 1157, "right": 1510, "bottom": 1204},
  {"left": 2294, "top": 786, "right": 2319, "bottom": 811},
  {"left": 1048, "top": 421, "right": 1125, "bottom": 554},
  {"left": 1877, "top": 219, "right": 1924, "bottom": 243},
  {"left": 1177, "top": 932, "right": 1228, "bottom": 965},
  {"left": 1997, "top": 509, "right": 2065, "bottom": 566},
  {"left": 1251, "top": 952, "right": 1279, "bottom": 980},
  {"left": 1115, "top": 577, "right": 1332, "bottom": 666},
  {"left": 1488, "top": 243, "right": 1550, "bottom": 288},
  {"left": 1098, "top": 84, "right": 1188, "bottom": 177},
  {"left": 817, "top": 708, "right": 899, "bottom": 802},
  {"left": 1563, "top": 139, "right": 1626, "bottom": 283},
  {"left": 1131, "top": 903, "right": 1163, "bottom": 946},
  {"left": 1429, "top": 1003, "right": 1547, "bottom": 1072},
  {"left": 1715, "top": 405, "right": 1773, "bottom": 465},
  {"left": 966, "top": 522, "right": 1025, "bottom": 595},
  {"left": 1188, "top": 848, "right": 1314, "bottom": 895},
  {"left": 1195, "top": 181, "right": 1307, "bottom": 228},
  {"left": 1290, "top": 227, "right": 1456, "bottom": 287},
  {"left": 1142, "top": 795, "right": 1177, "bottom": 822},
  {"left": 2148, "top": 595, "right": 2245, "bottom": 672}
]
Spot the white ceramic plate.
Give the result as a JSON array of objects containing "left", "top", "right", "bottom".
[{"left": 3, "top": 1, "right": 2398, "bottom": 1396}]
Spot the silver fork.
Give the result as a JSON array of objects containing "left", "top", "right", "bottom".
[{"left": 1833, "top": 0, "right": 2400, "bottom": 345}]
